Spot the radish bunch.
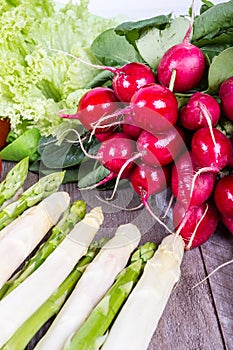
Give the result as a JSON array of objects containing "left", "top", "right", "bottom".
[{"left": 63, "top": 20, "right": 233, "bottom": 250}]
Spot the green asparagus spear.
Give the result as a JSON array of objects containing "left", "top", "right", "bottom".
[
  {"left": 0, "top": 240, "right": 106, "bottom": 350},
  {"left": 0, "top": 200, "right": 86, "bottom": 299},
  {"left": 0, "top": 157, "right": 29, "bottom": 207},
  {"left": 0, "top": 171, "right": 65, "bottom": 231},
  {"left": 65, "top": 242, "right": 156, "bottom": 350}
]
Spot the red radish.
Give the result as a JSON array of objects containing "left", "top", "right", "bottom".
[
  {"left": 122, "top": 113, "right": 142, "bottom": 140},
  {"left": 219, "top": 76, "right": 233, "bottom": 121},
  {"left": 52, "top": 49, "right": 156, "bottom": 103},
  {"left": 173, "top": 201, "right": 219, "bottom": 249},
  {"left": 130, "top": 163, "right": 172, "bottom": 232},
  {"left": 180, "top": 92, "right": 220, "bottom": 130},
  {"left": 191, "top": 127, "right": 232, "bottom": 170},
  {"left": 111, "top": 62, "right": 156, "bottom": 102},
  {"left": 157, "top": 5, "right": 205, "bottom": 93},
  {"left": 97, "top": 133, "right": 135, "bottom": 174},
  {"left": 214, "top": 174, "right": 233, "bottom": 218},
  {"left": 131, "top": 83, "right": 178, "bottom": 133},
  {"left": 221, "top": 215, "right": 233, "bottom": 234},
  {"left": 171, "top": 151, "right": 216, "bottom": 208},
  {"left": 137, "top": 126, "right": 185, "bottom": 167},
  {"left": 90, "top": 83, "right": 178, "bottom": 136},
  {"left": 76, "top": 132, "right": 136, "bottom": 189},
  {"left": 130, "top": 163, "right": 170, "bottom": 202},
  {"left": 62, "top": 87, "right": 121, "bottom": 136},
  {"left": 228, "top": 136, "right": 233, "bottom": 168}
]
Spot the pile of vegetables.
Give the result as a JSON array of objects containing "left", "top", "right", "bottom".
[
  {"left": 0, "top": 160, "right": 184, "bottom": 349},
  {"left": 0, "top": 0, "right": 232, "bottom": 245}
]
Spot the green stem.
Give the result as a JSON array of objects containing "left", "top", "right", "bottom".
[
  {"left": 0, "top": 171, "right": 65, "bottom": 231},
  {"left": 0, "top": 240, "right": 106, "bottom": 350},
  {"left": 65, "top": 242, "right": 156, "bottom": 350},
  {"left": 0, "top": 157, "right": 29, "bottom": 207}
]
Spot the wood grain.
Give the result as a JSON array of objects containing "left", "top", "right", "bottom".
[{"left": 1, "top": 161, "right": 232, "bottom": 350}]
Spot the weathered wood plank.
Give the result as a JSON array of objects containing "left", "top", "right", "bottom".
[{"left": 201, "top": 227, "right": 233, "bottom": 350}]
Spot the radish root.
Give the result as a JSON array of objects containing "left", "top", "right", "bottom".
[{"left": 192, "top": 259, "right": 233, "bottom": 288}]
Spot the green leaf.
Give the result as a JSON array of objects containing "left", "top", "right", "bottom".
[
  {"left": 91, "top": 28, "right": 143, "bottom": 66},
  {"left": 136, "top": 17, "right": 190, "bottom": 69},
  {"left": 207, "top": 47, "right": 233, "bottom": 93},
  {"left": 0, "top": 128, "right": 40, "bottom": 162},
  {"left": 78, "top": 165, "right": 110, "bottom": 188},
  {"left": 193, "top": 0, "right": 233, "bottom": 42},
  {"left": 115, "top": 15, "right": 171, "bottom": 47},
  {"left": 38, "top": 133, "right": 99, "bottom": 169}
]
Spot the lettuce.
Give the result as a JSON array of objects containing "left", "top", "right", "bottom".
[{"left": 0, "top": 0, "right": 117, "bottom": 139}]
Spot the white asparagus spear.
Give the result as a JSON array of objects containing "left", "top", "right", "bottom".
[
  {"left": 35, "top": 223, "right": 141, "bottom": 350},
  {"left": 0, "top": 191, "right": 70, "bottom": 289},
  {"left": 0, "top": 206, "right": 104, "bottom": 347},
  {"left": 101, "top": 234, "right": 185, "bottom": 350}
]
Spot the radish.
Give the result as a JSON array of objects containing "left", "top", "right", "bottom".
[
  {"left": 91, "top": 83, "right": 178, "bottom": 138},
  {"left": 214, "top": 174, "right": 233, "bottom": 218},
  {"left": 219, "top": 76, "right": 233, "bottom": 121},
  {"left": 221, "top": 215, "right": 233, "bottom": 235},
  {"left": 77, "top": 132, "right": 136, "bottom": 189},
  {"left": 179, "top": 92, "right": 220, "bottom": 130},
  {"left": 191, "top": 127, "right": 232, "bottom": 170},
  {"left": 228, "top": 136, "right": 233, "bottom": 168},
  {"left": 136, "top": 126, "right": 185, "bottom": 167},
  {"left": 130, "top": 163, "right": 170, "bottom": 202},
  {"left": 173, "top": 201, "right": 219, "bottom": 249},
  {"left": 157, "top": 4, "right": 205, "bottom": 93},
  {"left": 171, "top": 151, "right": 216, "bottom": 208},
  {"left": 130, "top": 163, "right": 172, "bottom": 232},
  {"left": 110, "top": 62, "right": 156, "bottom": 102},
  {"left": 62, "top": 87, "right": 121, "bottom": 138},
  {"left": 51, "top": 49, "right": 156, "bottom": 103},
  {"left": 131, "top": 83, "right": 178, "bottom": 133},
  {"left": 122, "top": 113, "right": 143, "bottom": 140}
]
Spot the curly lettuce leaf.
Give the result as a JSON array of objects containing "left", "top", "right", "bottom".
[{"left": 0, "top": 0, "right": 117, "bottom": 139}]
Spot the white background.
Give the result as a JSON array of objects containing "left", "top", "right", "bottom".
[{"left": 58, "top": 0, "right": 227, "bottom": 19}]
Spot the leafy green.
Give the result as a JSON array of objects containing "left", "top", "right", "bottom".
[
  {"left": 78, "top": 164, "right": 110, "bottom": 189},
  {"left": 38, "top": 132, "right": 99, "bottom": 169},
  {"left": 0, "top": 128, "right": 40, "bottom": 161},
  {"left": 207, "top": 47, "right": 233, "bottom": 93},
  {"left": 136, "top": 17, "right": 190, "bottom": 69},
  {"left": 193, "top": 0, "right": 233, "bottom": 43},
  {"left": 0, "top": 0, "right": 117, "bottom": 139},
  {"left": 115, "top": 14, "right": 171, "bottom": 47},
  {"left": 91, "top": 28, "right": 143, "bottom": 66}
]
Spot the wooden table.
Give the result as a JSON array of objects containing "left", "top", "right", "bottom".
[{"left": 2, "top": 161, "right": 233, "bottom": 350}]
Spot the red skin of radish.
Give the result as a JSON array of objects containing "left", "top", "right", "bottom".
[
  {"left": 191, "top": 127, "right": 232, "bottom": 170},
  {"left": 130, "top": 163, "right": 170, "bottom": 202},
  {"left": 214, "top": 174, "right": 233, "bottom": 218},
  {"left": 157, "top": 42, "right": 205, "bottom": 92},
  {"left": 137, "top": 126, "right": 185, "bottom": 167},
  {"left": 221, "top": 215, "right": 233, "bottom": 235},
  {"left": 64, "top": 87, "right": 121, "bottom": 135},
  {"left": 171, "top": 151, "right": 216, "bottom": 208},
  {"left": 97, "top": 133, "right": 136, "bottom": 174},
  {"left": 131, "top": 83, "right": 178, "bottom": 133},
  {"left": 219, "top": 76, "right": 233, "bottom": 121},
  {"left": 228, "top": 136, "right": 233, "bottom": 168},
  {"left": 112, "top": 62, "right": 156, "bottom": 102},
  {"left": 180, "top": 92, "right": 220, "bottom": 130},
  {"left": 173, "top": 201, "right": 219, "bottom": 249},
  {"left": 122, "top": 113, "right": 142, "bottom": 140}
]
